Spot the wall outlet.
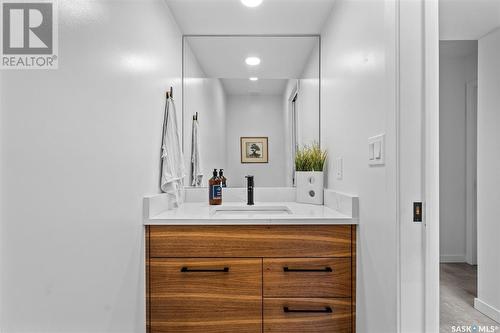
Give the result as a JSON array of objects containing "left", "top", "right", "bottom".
[{"left": 336, "top": 157, "right": 343, "bottom": 180}]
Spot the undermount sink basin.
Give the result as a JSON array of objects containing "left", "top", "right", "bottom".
[{"left": 211, "top": 206, "right": 292, "bottom": 217}]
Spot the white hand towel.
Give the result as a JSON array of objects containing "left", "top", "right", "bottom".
[
  {"left": 191, "top": 117, "right": 203, "bottom": 186},
  {"left": 160, "top": 97, "right": 185, "bottom": 206}
]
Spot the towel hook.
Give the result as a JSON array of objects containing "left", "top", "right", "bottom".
[{"left": 166, "top": 86, "right": 173, "bottom": 99}]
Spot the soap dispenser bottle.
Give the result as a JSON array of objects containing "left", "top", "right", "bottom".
[
  {"left": 209, "top": 169, "right": 222, "bottom": 205},
  {"left": 219, "top": 169, "right": 227, "bottom": 187},
  {"left": 246, "top": 175, "right": 254, "bottom": 206}
]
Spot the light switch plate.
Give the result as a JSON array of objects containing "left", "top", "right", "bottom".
[
  {"left": 336, "top": 157, "right": 343, "bottom": 180},
  {"left": 368, "top": 134, "right": 385, "bottom": 165}
]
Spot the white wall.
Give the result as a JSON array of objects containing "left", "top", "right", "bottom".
[
  {"left": 0, "top": 66, "right": 3, "bottom": 330},
  {"left": 183, "top": 44, "right": 227, "bottom": 186},
  {"left": 0, "top": 1, "right": 182, "bottom": 332},
  {"left": 476, "top": 27, "right": 500, "bottom": 322},
  {"left": 439, "top": 41, "right": 478, "bottom": 263},
  {"left": 281, "top": 43, "right": 320, "bottom": 187},
  {"left": 297, "top": 42, "right": 320, "bottom": 148},
  {"left": 225, "top": 95, "right": 286, "bottom": 188},
  {"left": 320, "top": 0, "right": 398, "bottom": 331}
]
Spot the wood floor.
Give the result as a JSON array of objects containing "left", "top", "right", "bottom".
[{"left": 440, "top": 263, "right": 499, "bottom": 332}]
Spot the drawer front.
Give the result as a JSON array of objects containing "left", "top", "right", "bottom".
[
  {"left": 263, "top": 258, "right": 351, "bottom": 298},
  {"left": 263, "top": 298, "right": 351, "bottom": 333},
  {"left": 149, "top": 225, "right": 352, "bottom": 258},
  {"left": 150, "top": 258, "right": 262, "bottom": 333}
]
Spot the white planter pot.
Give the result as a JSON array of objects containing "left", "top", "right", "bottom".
[{"left": 295, "top": 171, "right": 324, "bottom": 205}]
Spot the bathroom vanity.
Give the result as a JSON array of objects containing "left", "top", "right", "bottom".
[
  {"left": 144, "top": 189, "right": 358, "bottom": 333},
  {"left": 146, "top": 34, "right": 358, "bottom": 332}
]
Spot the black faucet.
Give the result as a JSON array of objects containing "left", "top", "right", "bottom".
[{"left": 246, "top": 175, "right": 254, "bottom": 205}]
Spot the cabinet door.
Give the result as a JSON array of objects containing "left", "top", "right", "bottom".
[
  {"left": 149, "top": 258, "right": 262, "bottom": 333},
  {"left": 264, "top": 298, "right": 351, "bottom": 333}
]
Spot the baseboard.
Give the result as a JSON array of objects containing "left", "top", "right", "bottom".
[
  {"left": 474, "top": 298, "right": 500, "bottom": 323},
  {"left": 465, "top": 252, "right": 477, "bottom": 265},
  {"left": 440, "top": 255, "right": 466, "bottom": 263}
]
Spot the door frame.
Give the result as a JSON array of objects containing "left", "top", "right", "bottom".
[
  {"left": 396, "top": 0, "right": 440, "bottom": 331},
  {"left": 288, "top": 81, "right": 299, "bottom": 186},
  {"left": 423, "top": 0, "right": 440, "bottom": 331},
  {"left": 465, "top": 80, "right": 478, "bottom": 266}
]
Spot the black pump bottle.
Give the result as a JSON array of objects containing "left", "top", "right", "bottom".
[{"left": 246, "top": 175, "right": 254, "bottom": 206}]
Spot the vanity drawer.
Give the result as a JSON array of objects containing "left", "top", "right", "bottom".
[
  {"left": 148, "top": 225, "right": 352, "bottom": 258},
  {"left": 263, "top": 298, "right": 351, "bottom": 333},
  {"left": 263, "top": 258, "right": 351, "bottom": 297},
  {"left": 149, "top": 258, "right": 262, "bottom": 333}
]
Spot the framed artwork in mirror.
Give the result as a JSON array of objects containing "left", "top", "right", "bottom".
[{"left": 240, "top": 137, "right": 268, "bottom": 163}]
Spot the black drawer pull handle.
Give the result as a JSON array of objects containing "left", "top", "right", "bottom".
[
  {"left": 283, "top": 306, "right": 333, "bottom": 314},
  {"left": 180, "top": 267, "right": 229, "bottom": 273},
  {"left": 283, "top": 266, "right": 333, "bottom": 272}
]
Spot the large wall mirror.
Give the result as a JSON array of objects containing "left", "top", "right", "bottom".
[{"left": 183, "top": 36, "right": 320, "bottom": 188}]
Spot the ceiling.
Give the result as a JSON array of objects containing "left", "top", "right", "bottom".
[
  {"left": 440, "top": 0, "right": 500, "bottom": 40},
  {"left": 164, "top": 0, "right": 336, "bottom": 35},
  {"left": 185, "top": 36, "right": 318, "bottom": 79},
  {"left": 221, "top": 79, "right": 288, "bottom": 96}
]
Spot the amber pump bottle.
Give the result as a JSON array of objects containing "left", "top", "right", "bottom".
[
  {"left": 209, "top": 169, "right": 222, "bottom": 205},
  {"left": 219, "top": 169, "right": 227, "bottom": 187}
]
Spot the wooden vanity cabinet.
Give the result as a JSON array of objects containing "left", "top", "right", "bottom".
[{"left": 146, "top": 225, "right": 356, "bottom": 333}]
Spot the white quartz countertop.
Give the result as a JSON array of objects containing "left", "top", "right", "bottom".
[{"left": 144, "top": 201, "right": 358, "bottom": 225}]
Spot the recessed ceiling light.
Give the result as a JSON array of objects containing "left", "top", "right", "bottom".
[
  {"left": 241, "top": 0, "right": 263, "bottom": 8},
  {"left": 249, "top": 77, "right": 259, "bottom": 81},
  {"left": 245, "top": 57, "right": 261, "bottom": 66}
]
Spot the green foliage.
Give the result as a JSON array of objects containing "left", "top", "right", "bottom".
[{"left": 295, "top": 143, "right": 327, "bottom": 171}]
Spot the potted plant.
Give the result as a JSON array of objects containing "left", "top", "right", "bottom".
[{"left": 295, "top": 143, "right": 327, "bottom": 204}]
